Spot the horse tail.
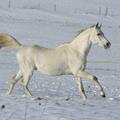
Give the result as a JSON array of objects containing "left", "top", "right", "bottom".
[{"left": 0, "top": 33, "right": 22, "bottom": 49}]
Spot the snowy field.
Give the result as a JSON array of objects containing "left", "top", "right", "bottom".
[{"left": 0, "top": 0, "right": 120, "bottom": 120}]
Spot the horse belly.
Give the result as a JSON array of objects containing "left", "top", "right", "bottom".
[{"left": 36, "top": 59, "right": 71, "bottom": 76}]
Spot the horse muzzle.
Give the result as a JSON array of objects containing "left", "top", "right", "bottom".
[{"left": 104, "top": 42, "right": 111, "bottom": 49}]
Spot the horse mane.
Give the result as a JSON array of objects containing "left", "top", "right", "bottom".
[
  {"left": 75, "top": 25, "right": 95, "bottom": 38},
  {"left": 75, "top": 29, "right": 86, "bottom": 38}
]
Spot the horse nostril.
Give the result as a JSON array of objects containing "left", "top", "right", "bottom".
[
  {"left": 107, "top": 42, "right": 111, "bottom": 48},
  {"left": 104, "top": 42, "right": 111, "bottom": 49}
]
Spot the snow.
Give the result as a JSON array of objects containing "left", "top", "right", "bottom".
[{"left": 0, "top": 0, "right": 120, "bottom": 120}]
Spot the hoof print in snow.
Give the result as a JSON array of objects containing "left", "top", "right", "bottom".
[
  {"left": 88, "top": 86, "right": 91, "bottom": 88},
  {"left": 1, "top": 105, "right": 5, "bottom": 109},
  {"left": 56, "top": 102, "right": 61, "bottom": 106},
  {"left": 82, "top": 103, "right": 86, "bottom": 106},
  {"left": 65, "top": 98, "right": 70, "bottom": 101},
  {"left": 38, "top": 103, "right": 41, "bottom": 106},
  {"left": 36, "top": 97, "right": 43, "bottom": 101}
]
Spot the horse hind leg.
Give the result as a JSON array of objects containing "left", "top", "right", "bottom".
[
  {"left": 21, "top": 71, "right": 33, "bottom": 96},
  {"left": 6, "top": 70, "right": 22, "bottom": 95}
]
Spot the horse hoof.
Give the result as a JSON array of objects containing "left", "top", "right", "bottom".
[
  {"left": 100, "top": 93, "right": 106, "bottom": 98},
  {"left": 100, "top": 90, "right": 106, "bottom": 98},
  {"left": 101, "top": 94, "right": 106, "bottom": 97}
]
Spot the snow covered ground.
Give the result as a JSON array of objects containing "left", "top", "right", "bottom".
[{"left": 0, "top": 0, "right": 120, "bottom": 120}]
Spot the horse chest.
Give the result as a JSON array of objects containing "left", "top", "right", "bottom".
[{"left": 68, "top": 51, "right": 87, "bottom": 74}]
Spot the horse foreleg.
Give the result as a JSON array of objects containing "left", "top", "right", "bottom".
[
  {"left": 74, "top": 77, "right": 87, "bottom": 100},
  {"left": 77, "top": 71, "right": 105, "bottom": 97},
  {"left": 6, "top": 70, "right": 22, "bottom": 95}
]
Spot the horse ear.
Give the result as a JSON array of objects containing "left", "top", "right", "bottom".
[
  {"left": 99, "top": 23, "right": 102, "bottom": 28},
  {"left": 96, "top": 22, "right": 99, "bottom": 28}
]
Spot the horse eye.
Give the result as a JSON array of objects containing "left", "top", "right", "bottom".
[{"left": 97, "top": 33, "right": 100, "bottom": 36}]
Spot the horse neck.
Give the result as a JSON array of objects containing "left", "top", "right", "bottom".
[{"left": 70, "top": 33, "right": 92, "bottom": 57}]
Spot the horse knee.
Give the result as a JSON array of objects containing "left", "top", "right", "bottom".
[
  {"left": 22, "top": 73, "right": 33, "bottom": 85},
  {"left": 10, "top": 78, "right": 17, "bottom": 85},
  {"left": 11, "top": 75, "right": 16, "bottom": 80},
  {"left": 10, "top": 81, "right": 16, "bottom": 85},
  {"left": 22, "top": 78, "right": 30, "bottom": 88},
  {"left": 22, "top": 81, "right": 27, "bottom": 87}
]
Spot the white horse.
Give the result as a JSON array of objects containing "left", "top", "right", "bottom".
[{"left": 0, "top": 23, "right": 111, "bottom": 99}]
